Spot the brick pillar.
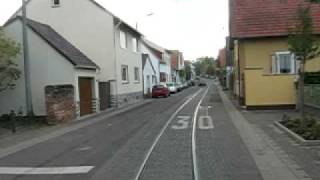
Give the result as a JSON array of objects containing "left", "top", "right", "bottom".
[{"left": 45, "top": 85, "right": 76, "bottom": 124}]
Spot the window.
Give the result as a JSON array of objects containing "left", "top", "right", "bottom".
[
  {"left": 134, "top": 67, "right": 140, "bottom": 82},
  {"left": 272, "top": 52, "right": 296, "bottom": 74},
  {"left": 52, "top": 0, "right": 60, "bottom": 7},
  {"left": 132, "top": 38, "right": 138, "bottom": 52},
  {"left": 120, "top": 30, "right": 127, "bottom": 49},
  {"left": 121, "top": 65, "right": 129, "bottom": 83}
]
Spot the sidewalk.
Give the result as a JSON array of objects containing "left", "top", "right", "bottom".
[
  {"left": 222, "top": 89, "right": 320, "bottom": 180},
  {"left": 0, "top": 99, "right": 152, "bottom": 158}
]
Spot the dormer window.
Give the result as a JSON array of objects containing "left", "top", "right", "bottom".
[{"left": 52, "top": 0, "right": 60, "bottom": 7}]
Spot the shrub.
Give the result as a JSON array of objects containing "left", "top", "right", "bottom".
[{"left": 281, "top": 116, "right": 320, "bottom": 140}]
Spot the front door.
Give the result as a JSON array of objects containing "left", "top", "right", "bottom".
[{"left": 79, "top": 78, "right": 93, "bottom": 116}]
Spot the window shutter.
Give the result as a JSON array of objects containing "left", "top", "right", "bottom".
[
  {"left": 271, "top": 55, "right": 277, "bottom": 74},
  {"left": 291, "top": 54, "right": 296, "bottom": 74}
]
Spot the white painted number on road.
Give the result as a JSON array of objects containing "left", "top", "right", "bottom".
[
  {"left": 172, "top": 116, "right": 191, "bottom": 130},
  {"left": 198, "top": 116, "right": 214, "bottom": 130}
]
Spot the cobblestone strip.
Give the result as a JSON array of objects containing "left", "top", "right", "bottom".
[
  {"left": 218, "top": 88, "right": 304, "bottom": 180},
  {"left": 253, "top": 125, "right": 312, "bottom": 180}
]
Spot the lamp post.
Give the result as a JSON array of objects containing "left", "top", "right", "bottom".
[
  {"left": 22, "top": 0, "right": 34, "bottom": 116},
  {"left": 136, "top": 13, "right": 154, "bottom": 30}
]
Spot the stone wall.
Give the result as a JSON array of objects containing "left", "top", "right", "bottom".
[
  {"left": 111, "top": 91, "right": 143, "bottom": 108},
  {"left": 45, "top": 85, "right": 76, "bottom": 124}
]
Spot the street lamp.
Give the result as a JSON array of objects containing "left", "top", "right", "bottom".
[{"left": 136, "top": 12, "right": 154, "bottom": 30}]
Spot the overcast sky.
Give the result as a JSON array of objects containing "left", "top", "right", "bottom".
[{"left": 0, "top": 0, "right": 229, "bottom": 60}]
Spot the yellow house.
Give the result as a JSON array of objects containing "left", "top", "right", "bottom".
[{"left": 229, "top": 0, "right": 320, "bottom": 109}]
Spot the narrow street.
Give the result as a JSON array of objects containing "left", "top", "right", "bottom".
[{"left": 0, "top": 80, "right": 264, "bottom": 180}]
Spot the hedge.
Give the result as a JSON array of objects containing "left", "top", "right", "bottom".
[{"left": 305, "top": 71, "right": 320, "bottom": 84}]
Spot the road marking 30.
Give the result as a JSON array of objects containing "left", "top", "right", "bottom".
[
  {"left": 198, "top": 116, "right": 214, "bottom": 130},
  {"left": 134, "top": 88, "right": 203, "bottom": 180},
  {"left": 0, "top": 166, "right": 94, "bottom": 175},
  {"left": 171, "top": 116, "right": 191, "bottom": 130}
]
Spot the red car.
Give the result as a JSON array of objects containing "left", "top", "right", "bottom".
[{"left": 152, "top": 85, "right": 170, "bottom": 98}]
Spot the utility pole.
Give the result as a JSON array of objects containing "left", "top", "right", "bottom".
[{"left": 22, "top": 0, "right": 34, "bottom": 116}]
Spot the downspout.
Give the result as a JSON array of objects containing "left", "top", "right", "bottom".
[
  {"left": 237, "top": 41, "right": 241, "bottom": 105},
  {"left": 113, "top": 20, "right": 122, "bottom": 108}
]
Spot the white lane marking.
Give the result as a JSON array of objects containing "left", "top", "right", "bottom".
[
  {"left": 134, "top": 88, "right": 203, "bottom": 180},
  {"left": 0, "top": 166, "right": 94, "bottom": 175},
  {"left": 75, "top": 146, "right": 93, "bottom": 151},
  {"left": 192, "top": 87, "right": 209, "bottom": 180},
  {"left": 198, "top": 116, "right": 214, "bottom": 130},
  {"left": 171, "top": 116, "right": 191, "bottom": 130}
]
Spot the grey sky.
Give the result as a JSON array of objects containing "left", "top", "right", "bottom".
[{"left": 0, "top": 0, "right": 229, "bottom": 60}]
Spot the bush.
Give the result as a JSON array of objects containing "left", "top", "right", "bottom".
[
  {"left": 305, "top": 71, "right": 320, "bottom": 84},
  {"left": 281, "top": 116, "right": 320, "bottom": 140}
]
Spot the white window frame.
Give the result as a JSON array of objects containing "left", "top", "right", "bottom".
[
  {"left": 134, "top": 67, "right": 140, "bottom": 82},
  {"left": 132, "top": 38, "right": 138, "bottom": 52},
  {"left": 272, "top": 51, "right": 296, "bottom": 74},
  {"left": 120, "top": 30, "right": 127, "bottom": 49},
  {"left": 51, "top": 0, "right": 61, "bottom": 7},
  {"left": 121, "top": 65, "right": 129, "bottom": 83}
]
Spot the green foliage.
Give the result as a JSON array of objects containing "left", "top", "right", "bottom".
[
  {"left": 178, "top": 69, "right": 186, "bottom": 80},
  {"left": 184, "top": 64, "right": 192, "bottom": 81},
  {"left": 304, "top": 71, "right": 320, "bottom": 84},
  {"left": 194, "top": 57, "right": 216, "bottom": 76},
  {"left": 281, "top": 116, "right": 320, "bottom": 140},
  {"left": 0, "top": 28, "right": 21, "bottom": 92},
  {"left": 288, "top": 6, "right": 320, "bottom": 62}
]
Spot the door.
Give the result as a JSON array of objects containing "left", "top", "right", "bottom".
[
  {"left": 99, "top": 82, "right": 110, "bottom": 111},
  {"left": 79, "top": 78, "right": 93, "bottom": 116}
]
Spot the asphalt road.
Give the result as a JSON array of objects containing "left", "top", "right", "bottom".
[{"left": 0, "top": 80, "right": 263, "bottom": 180}]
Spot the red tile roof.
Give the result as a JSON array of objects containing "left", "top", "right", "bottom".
[{"left": 230, "top": 0, "right": 320, "bottom": 38}]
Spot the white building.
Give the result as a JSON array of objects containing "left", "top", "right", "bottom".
[
  {"left": 1, "top": 17, "right": 99, "bottom": 119},
  {"left": 142, "top": 54, "right": 157, "bottom": 96},
  {"left": 1, "top": 0, "right": 144, "bottom": 119}
]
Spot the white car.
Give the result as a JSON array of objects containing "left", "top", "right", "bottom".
[{"left": 167, "top": 83, "right": 178, "bottom": 93}]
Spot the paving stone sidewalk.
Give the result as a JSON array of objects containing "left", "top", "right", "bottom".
[{"left": 225, "top": 91, "right": 320, "bottom": 180}]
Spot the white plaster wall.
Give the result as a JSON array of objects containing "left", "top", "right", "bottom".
[
  {"left": 1, "top": 20, "right": 76, "bottom": 116},
  {"left": 143, "top": 60, "right": 156, "bottom": 94},
  {"left": 115, "top": 28, "right": 143, "bottom": 95},
  {"left": 141, "top": 44, "right": 160, "bottom": 83},
  {"left": 17, "top": 0, "right": 116, "bottom": 82}
]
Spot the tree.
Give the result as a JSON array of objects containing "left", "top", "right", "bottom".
[
  {"left": 185, "top": 64, "right": 192, "bottom": 81},
  {"left": 194, "top": 57, "right": 216, "bottom": 76},
  {"left": 288, "top": 6, "right": 320, "bottom": 118},
  {"left": 0, "top": 28, "right": 21, "bottom": 92}
]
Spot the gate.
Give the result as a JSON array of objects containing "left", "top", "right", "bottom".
[{"left": 99, "top": 82, "right": 111, "bottom": 111}]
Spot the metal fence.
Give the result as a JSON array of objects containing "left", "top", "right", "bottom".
[{"left": 305, "top": 84, "right": 320, "bottom": 108}]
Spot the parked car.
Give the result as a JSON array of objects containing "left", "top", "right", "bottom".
[
  {"left": 198, "top": 82, "right": 207, "bottom": 87},
  {"left": 188, "top": 81, "right": 195, "bottom": 86},
  {"left": 176, "top": 82, "right": 183, "bottom": 92},
  {"left": 167, "top": 83, "right": 178, "bottom": 94},
  {"left": 182, "top": 82, "right": 189, "bottom": 89},
  {"left": 152, "top": 85, "right": 170, "bottom": 98}
]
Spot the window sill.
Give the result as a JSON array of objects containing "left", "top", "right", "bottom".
[
  {"left": 122, "top": 81, "right": 129, "bottom": 84},
  {"left": 51, "top": 5, "right": 60, "bottom": 8},
  {"left": 134, "top": 81, "right": 140, "bottom": 84},
  {"left": 263, "top": 73, "right": 296, "bottom": 76}
]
